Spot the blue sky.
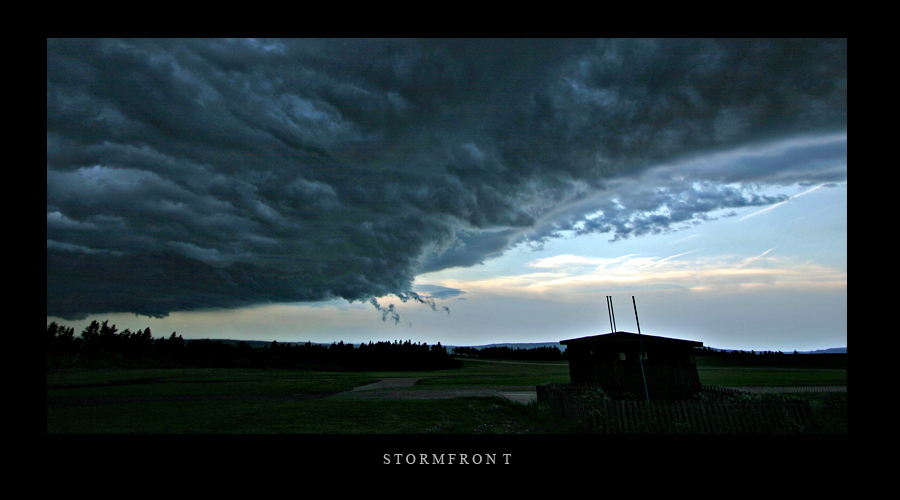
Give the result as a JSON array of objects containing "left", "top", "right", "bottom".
[{"left": 47, "top": 39, "right": 846, "bottom": 351}]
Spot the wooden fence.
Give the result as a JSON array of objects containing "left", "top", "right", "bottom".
[{"left": 536, "top": 384, "right": 818, "bottom": 434}]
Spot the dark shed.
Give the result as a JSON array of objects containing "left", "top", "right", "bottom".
[{"left": 561, "top": 331, "right": 703, "bottom": 400}]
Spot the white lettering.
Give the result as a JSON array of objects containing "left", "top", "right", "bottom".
[{"left": 383, "top": 452, "right": 511, "bottom": 464}]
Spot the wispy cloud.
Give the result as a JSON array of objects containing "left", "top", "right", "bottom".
[
  {"left": 736, "top": 248, "right": 777, "bottom": 268},
  {"left": 736, "top": 183, "right": 827, "bottom": 222},
  {"left": 643, "top": 250, "right": 700, "bottom": 267},
  {"left": 442, "top": 250, "right": 846, "bottom": 300}
]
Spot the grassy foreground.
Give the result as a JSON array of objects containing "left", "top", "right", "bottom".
[
  {"left": 47, "top": 357, "right": 845, "bottom": 434},
  {"left": 47, "top": 360, "right": 575, "bottom": 434}
]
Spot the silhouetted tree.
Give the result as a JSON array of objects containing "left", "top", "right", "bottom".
[{"left": 48, "top": 320, "right": 465, "bottom": 371}]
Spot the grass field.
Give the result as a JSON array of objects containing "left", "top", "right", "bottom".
[
  {"left": 696, "top": 365, "right": 847, "bottom": 387},
  {"left": 47, "top": 357, "right": 845, "bottom": 434}
]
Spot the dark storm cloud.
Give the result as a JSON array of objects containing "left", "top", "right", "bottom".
[
  {"left": 514, "top": 131, "right": 847, "bottom": 246},
  {"left": 47, "top": 38, "right": 847, "bottom": 319}
]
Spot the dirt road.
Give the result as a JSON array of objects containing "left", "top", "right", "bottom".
[{"left": 48, "top": 375, "right": 846, "bottom": 408}]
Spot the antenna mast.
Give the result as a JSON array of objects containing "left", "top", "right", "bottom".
[
  {"left": 606, "top": 296, "right": 617, "bottom": 333},
  {"left": 633, "top": 296, "right": 650, "bottom": 403},
  {"left": 608, "top": 296, "right": 618, "bottom": 332}
]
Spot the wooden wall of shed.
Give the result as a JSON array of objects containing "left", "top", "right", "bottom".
[{"left": 567, "top": 358, "right": 702, "bottom": 400}]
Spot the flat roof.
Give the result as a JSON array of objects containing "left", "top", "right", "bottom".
[{"left": 561, "top": 331, "right": 703, "bottom": 348}]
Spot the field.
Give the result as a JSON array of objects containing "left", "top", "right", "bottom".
[{"left": 47, "top": 356, "right": 845, "bottom": 434}]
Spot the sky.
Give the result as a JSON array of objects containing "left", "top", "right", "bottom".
[{"left": 47, "top": 38, "right": 847, "bottom": 352}]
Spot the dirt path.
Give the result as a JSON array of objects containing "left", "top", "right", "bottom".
[
  {"left": 333, "top": 381, "right": 847, "bottom": 403},
  {"left": 332, "top": 377, "right": 505, "bottom": 400},
  {"left": 348, "top": 378, "right": 425, "bottom": 391},
  {"left": 48, "top": 376, "right": 847, "bottom": 408}
]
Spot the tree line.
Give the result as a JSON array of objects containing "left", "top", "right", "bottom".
[
  {"left": 452, "top": 345, "right": 566, "bottom": 361},
  {"left": 693, "top": 346, "right": 847, "bottom": 369},
  {"left": 46, "top": 320, "right": 461, "bottom": 371},
  {"left": 695, "top": 346, "right": 796, "bottom": 356}
]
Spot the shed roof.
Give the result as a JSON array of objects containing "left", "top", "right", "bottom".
[{"left": 561, "top": 331, "right": 703, "bottom": 348}]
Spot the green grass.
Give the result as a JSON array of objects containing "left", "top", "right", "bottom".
[
  {"left": 46, "top": 362, "right": 574, "bottom": 434},
  {"left": 698, "top": 367, "right": 847, "bottom": 386},
  {"left": 413, "top": 359, "right": 571, "bottom": 389},
  {"left": 47, "top": 367, "right": 378, "bottom": 398},
  {"left": 695, "top": 356, "right": 847, "bottom": 386},
  {"left": 47, "top": 357, "right": 845, "bottom": 434},
  {"left": 48, "top": 395, "right": 577, "bottom": 434}
]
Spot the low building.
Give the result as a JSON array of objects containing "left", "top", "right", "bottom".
[{"left": 561, "top": 331, "right": 704, "bottom": 400}]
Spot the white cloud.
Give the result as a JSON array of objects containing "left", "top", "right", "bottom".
[{"left": 438, "top": 248, "right": 845, "bottom": 302}]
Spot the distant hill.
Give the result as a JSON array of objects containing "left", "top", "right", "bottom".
[
  {"left": 455, "top": 343, "right": 847, "bottom": 355},
  {"left": 703, "top": 346, "right": 846, "bottom": 354},
  {"left": 190, "top": 339, "right": 336, "bottom": 349},
  {"left": 201, "top": 339, "right": 567, "bottom": 351},
  {"left": 192, "top": 339, "right": 845, "bottom": 355},
  {"left": 798, "top": 347, "right": 847, "bottom": 354},
  {"left": 447, "top": 342, "right": 566, "bottom": 352}
]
